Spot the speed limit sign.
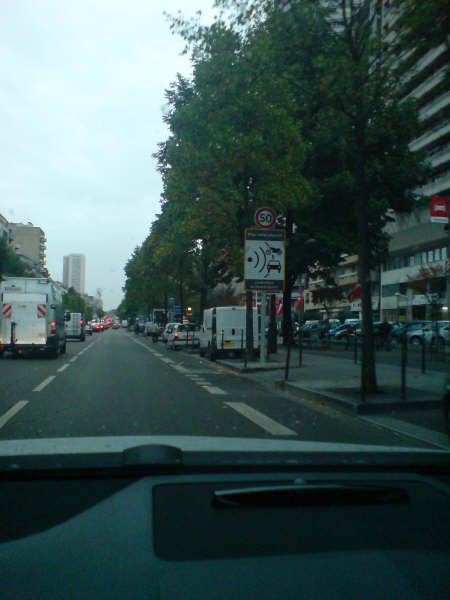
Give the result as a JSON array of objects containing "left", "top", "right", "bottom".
[{"left": 254, "top": 207, "right": 277, "bottom": 229}]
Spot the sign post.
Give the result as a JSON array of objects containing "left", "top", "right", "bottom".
[{"left": 245, "top": 227, "right": 285, "bottom": 364}]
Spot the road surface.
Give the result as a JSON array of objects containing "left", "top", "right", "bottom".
[{"left": 0, "top": 328, "right": 437, "bottom": 448}]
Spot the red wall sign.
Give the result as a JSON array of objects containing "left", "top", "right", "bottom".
[{"left": 430, "top": 196, "right": 448, "bottom": 223}]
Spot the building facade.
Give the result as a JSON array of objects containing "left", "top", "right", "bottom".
[
  {"left": 63, "top": 254, "right": 86, "bottom": 294},
  {"left": 8, "top": 222, "right": 47, "bottom": 272}
]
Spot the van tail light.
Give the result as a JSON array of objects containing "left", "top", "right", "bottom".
[
  {"left": 174, "top": 333, "right": 179, "bottom": 340},
  {"left": 50, "top": 321, "right": 56, "bottom": 334},
  {"left": 80, "top": 319, "right": 83, "bottom": 324}
]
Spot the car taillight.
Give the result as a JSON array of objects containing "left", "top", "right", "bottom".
[
  {"left": 174, "top": 333, "right": 179, "bottom": 339},
  {"left": 80, "top": 319, "right": 83, "bottom": 324},
  {"left": 50, "top": 321, "right": 56, "bottom": 334}
]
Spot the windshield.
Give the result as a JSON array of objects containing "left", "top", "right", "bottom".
[{"left": 0, "top": 0, "right": 448, "bottom": 459}]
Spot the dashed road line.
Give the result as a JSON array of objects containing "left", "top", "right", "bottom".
[
  {"left": 33, "top": 375, "right": 56, "bottom": 392},
  {"left": 201, "top": 385, "right": 227, "bottom": 395},
  {"left": 225, "top": 402, "right": 296, "bottom": 436},
  {"left": 57, "top": 364, "right": 70, "bottom": 373},
  {"left": 70, "top": 356, "right": 78, "bottom": 363},
  {"left": 0, "top": 401, "right": 29, "bottom": 430}
]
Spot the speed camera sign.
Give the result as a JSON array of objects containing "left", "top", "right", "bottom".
[{"left": 254, "top": 207, "right": 276, "bottom": 229}]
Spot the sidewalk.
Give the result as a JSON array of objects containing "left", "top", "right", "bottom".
[{"left": 217, "top": 347, "right": 446, "bottom": 417}]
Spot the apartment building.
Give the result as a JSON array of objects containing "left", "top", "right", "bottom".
[
  {"left": 8, "top": 222, "right": 47, "bottom": 272},
  {"left": 63, "top": 254, "right": 86, "bottom": 294},
  {"left": 377, "top": 1, "right": 449, "bottom": 320}
]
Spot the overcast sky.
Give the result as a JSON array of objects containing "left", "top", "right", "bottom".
[{"left": 0, "top": 0, "right": 215, "bottom": 309}]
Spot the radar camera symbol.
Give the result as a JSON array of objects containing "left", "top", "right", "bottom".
[{"left": 247, "top": 242, "right": 282, "bottom": 278}]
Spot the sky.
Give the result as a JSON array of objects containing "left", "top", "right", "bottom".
[{"left": 0, "top": 0, "right": 216, "bottom": 309}]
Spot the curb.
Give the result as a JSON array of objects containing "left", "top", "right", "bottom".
[
  {"left": 282, "top": 381, "right": 443, "bottom": 416},
  {"left": 179, "top": 346, "right": 443, "bottom": 417}
]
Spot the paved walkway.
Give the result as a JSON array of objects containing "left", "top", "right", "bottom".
[{"left": 217, "top": 348, "right": 447, "bottom": 428}]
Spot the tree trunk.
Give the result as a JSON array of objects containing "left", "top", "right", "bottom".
[
  {"left": 282, "top": 209, "right": 294, "bottom": 346},
  {"left": 282, "top": 274, "right": 294, "bottom": 346},
  {"left": 355, "top": 102, "right": 377, "bottom": 393},
  {"left": 200, "top": 287, "right": 207, "bottom": 318},
  {"left": 245, "top": 290, "right": 254, "bottom": 355}
]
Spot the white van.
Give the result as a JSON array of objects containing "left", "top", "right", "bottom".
[
  {"left": 199, "top": 306, "right": 259, "bottom": 359},
  {"left": 0, "top": 277, "right": 66, "bottom": 357},
  {"left": 64, "top": 312, "right": 85, "bottom": 341}
]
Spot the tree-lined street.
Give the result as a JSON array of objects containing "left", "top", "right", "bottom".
[{"left": 0, "top": 328, "right": 442, "bottom": 449}]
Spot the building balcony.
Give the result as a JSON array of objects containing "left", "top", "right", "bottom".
[{"left": 410, "top": 121, "right": 450, "bottom": 152}]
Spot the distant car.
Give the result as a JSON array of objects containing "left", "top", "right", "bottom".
[
  {"left": 167, "top": 323, "right": 200, "bottom": 350},
  {"left": 112, "top": 322, "right": 121, "bottom": 329},
  {"left": 162, "top": 322, "right": 178, "bottom": 343},
  {"left": 85, "top": 322, "right": 93, "bottom": 336},
  {"left": 122, "top": 319, "right": 128, "bottom": 328},
  {"left": 64, "top": 312, "right": 85, "bottom": 341}
]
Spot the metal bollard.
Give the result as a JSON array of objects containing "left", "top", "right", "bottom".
[
  {"left": 401, "top": 333, "right": 407, "bottom": 401},
  {"left": 421, "top": 335, "right": 426, "bottom": 374},
  {"left": 298, "top": 328, "right": 303, "bottom": 367}
]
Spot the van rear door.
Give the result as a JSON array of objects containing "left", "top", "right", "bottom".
[{"left": 2, "top": 292, "right": 47, "bottom": 346}]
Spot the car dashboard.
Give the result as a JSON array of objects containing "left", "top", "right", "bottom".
[{"left": 0, "top": 449, "right": 449, "bottom": 599}]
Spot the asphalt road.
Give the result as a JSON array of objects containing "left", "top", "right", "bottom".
[{"left": 0, "top": 328, "right": 437, "bottom": 448}]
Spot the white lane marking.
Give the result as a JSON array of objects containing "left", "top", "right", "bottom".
[
  {"left": 173, "top": 365, "right": 189, "bottom": 373},
  {"left": 362, "top": 415, "right": 450, "bottom": 451},
  {"left": 0, "top": 401, "right": 28, "bottom": 430},
  {"left": 225, "top": 402, "right": 296, "bottom": 436},
  {"left": 160, "top": 357, "right": 174, "bottom": 364},
  {"left": 33, "top": 375, "right": 56, "bottom": 392},
  {"left": 57, "top": 364, "right": 70, "bottom": 373},
  {"left": 70, "top": 356, "right": 78, "bottom": 363},
  {"left": 202, "top": 385, "right": 227, "bottom": 395}
]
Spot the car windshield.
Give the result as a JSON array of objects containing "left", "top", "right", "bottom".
[{"left": 0, "top": 0, "right": 448, "bottom": 461}]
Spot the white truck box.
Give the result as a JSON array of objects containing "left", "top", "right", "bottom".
[
  {"left": 199, "top": 306, "right": 259, "bottom": 358},
  {"left": 0, "top": 277, "right": 66, "bottom": 357}
]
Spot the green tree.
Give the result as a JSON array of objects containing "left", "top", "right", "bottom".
[{"left": 0, "top": 234, "right": 32, "bottom": 279}]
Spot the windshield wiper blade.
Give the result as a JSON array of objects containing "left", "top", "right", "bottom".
[{"left": 213, "top": 483, "right": 409, "bottom": 508}]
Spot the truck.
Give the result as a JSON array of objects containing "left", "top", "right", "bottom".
[
  {"left": 64, "top": 312, "right": 85, "bottom": 341},
  {"left": 199, "top": 306, "right": 259, "bottom": 360},
  {"left": 0, "top": 277, "right": 66, "bottom": 358}
]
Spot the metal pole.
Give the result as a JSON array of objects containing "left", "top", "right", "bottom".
[
  {"left": 284, "top": 332, "right": 291, "bottom": 381},
  {"left": 401, "top": 331, "right": 407, "bottom": 401},
  {"left": 354, "top": 333, "right": 358, "bottom": 364},
  {"left": 260, "top": 292, "right": 266, "bottom": 365},
  {"left": 421, "top": 333, "right": 426, "bottom": 374}
]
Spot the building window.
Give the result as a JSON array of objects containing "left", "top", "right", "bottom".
[
  {"left": 422, "top": 252, "right": 427, "bottom": 264},
  {"left": 428, "top": 250, "right": 433, "bottom": 263},
  {"left": 382, "top": 284, "right": 398, "bottom": 298},
  {"left": 442, "top": 247, "right": 447, "bottom": 260},
  {"left": 434, "top": 248, "right": 440, "bottom": 261}
]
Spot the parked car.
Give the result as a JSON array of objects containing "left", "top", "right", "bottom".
[
  {"left": 122, "top": 319, "right": 128, "bottom": 328},
  {"left": 162, "top": 322, "right": 178, "bottom": 343},
  {"left": 144, "top": 321, "right": 162, "bottom": 341},
  {"left": 85, "top": 321, "right": 93, "bottom": 336},
  {"left": 329, "top": 322, "right": 358, "bottom": 340},
  {"left": 167, "top": 323, "right": 200, "bottom": 350},
  {"left": 406, "top": 320, "right": 449, "bottom": 346}
]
